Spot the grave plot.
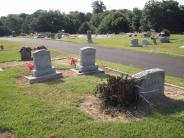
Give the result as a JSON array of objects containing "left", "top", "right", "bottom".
[{"left": 79, "top": 67, "right": 184, "bottom": 122}]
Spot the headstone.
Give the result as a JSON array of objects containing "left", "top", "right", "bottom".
[
  {"left": 133, "top": 68, "right": 165, "bottom": 99},
  {"left": 50, "top": 33, "right": 55, "bottom": 39},
  {"left": 142, "top": 39, "right": 149, "bottom": 46},
  {"left": 87, "top": 30, "right": 93, "bottom": 43},
  {"left": 143, "top": 31, "right": 152, "bottom": 37},
  {"left": 160, "top": 37, "right": 169, "bottom": 43},
  {"left": 25, "top": 49, "right": 61, "bottom": 84},
  {"left": 130, "top": 39, "right": 139, "bottom": 47},
  {"left": 0, "top": 45, "right": 4, "bottom": 50},
  {"left": 152, "top": 38, "right": 157, "bottom": 45},
  {"left": 19, "top": 47, "right": 32, "bottom": 61},
  {"left": 76, "top": 47, "right": 98, "bottom": 73}
]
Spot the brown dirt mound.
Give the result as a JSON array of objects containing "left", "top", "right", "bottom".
[
  {"left": 80, "top": 85, "right": 184, "bottom": 122},
  {"left": 0, "top": 132, "right": 17, "bottom": 138}
]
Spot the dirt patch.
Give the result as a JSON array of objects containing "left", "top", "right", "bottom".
[
  {"left": 15, "top": 76, "right": 27, "bottom": 85},
  {"left": 80, "top": 86, "right": 184, "bottom": 122},
  {"left": 58, "top": 69, "right": 78, "bottom": 78},
  {"left": 100, "top": 66, "right": 130, "bottom": 77},
  {"left": 165, "top": 85, "right": 184, "bottom": 100},
  {"left": 80, "top": 96, "right": 134, "bottom": 122},
  {"left": 0, "top": 61, "right": 26, "bottom": 69},
  {"left": 0, "top": 132, "right": 17, "bottom": 138}
]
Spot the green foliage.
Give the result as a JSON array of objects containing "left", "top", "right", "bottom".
[
  {"left": 92, "top": 0, "right": 106, "bottom": 14},
  {"left": 0, "top": 0, "right": 184, "bottom": 35},
  {"left": 78, "top": 22, "right": 96, "bottom": 34},
  {"left": 95, "top": 74, "right": 140, "bottom": 107}
]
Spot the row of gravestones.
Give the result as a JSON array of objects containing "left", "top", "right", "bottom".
[
  {"left": 24, "top": 47, "right": 165, "bottom": 100},
  {"left": 130, "top": 37, "right": 169, "bottom": 47}
]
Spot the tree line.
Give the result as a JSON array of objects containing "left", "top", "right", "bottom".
[{"left": 0, "top": 0, "right": 184, "bottom": 36}]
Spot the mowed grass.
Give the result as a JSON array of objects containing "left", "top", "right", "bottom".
[
  {"left": 1, "top": 59, "right": 184, "bottom": 138},
  {"left": 64, "top": 34, "right": 184, "bottom": 57},
  {"left": 0, "top": 40, "right": 184, "bottom": 137},
  {"left": 0, "top": 40, "right": 67, "bottom": 63}
]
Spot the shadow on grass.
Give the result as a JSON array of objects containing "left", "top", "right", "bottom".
[
  {"left": 85, "top": 72, "right": 110, "bottom": 80},
  {"left": 0, "top": 127, "right": 12, "bottom": 133},
  {"left": 44, "top": 79, "right": 64, "bottom": 85},
  {"left": 152, "top": 96, "right": 184, "bottom": 115}
]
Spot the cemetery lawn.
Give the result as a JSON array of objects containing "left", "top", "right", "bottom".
[
  {"left": 0, "top": 40, "right": 184, "bottom": 137},
  {"left": 64, "top": 34, "right": 184, "bottom": 57}
]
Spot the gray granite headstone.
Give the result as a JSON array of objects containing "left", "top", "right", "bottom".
[
  {"left": 25, "top": 49, "right": 61, "bottom": 84},
  {"left": 142, "top": 39, "right": 149, "bottom": 46},
  {"left": 130, "top": 39, "right": 139, "bottom": 47},
  {"left": 160, "top": 37, "right": 169, "bottom": 43},
  {"left": 87, "top": 30, "right": 93, "bottom": 43},
  {"left": 76, "top": 47, "right": 98, "bottom": 73},
  {"left": 133, "top": 68, "right": 165, "bottom": 99},
  {"left": 32, "top": 50, "right": 56, "bottom": 77}
]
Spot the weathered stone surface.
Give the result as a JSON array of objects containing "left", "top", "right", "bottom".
[
  {"left": 133, "top": 68, "right": 165, "bottom": 99},
  {"left": 32, "top": 50, "right": 56, "bottom": 77},
  {"left": 87, "top": 30, "right": 93, "bottom": 43},
  {"left": 76, "top": 47, "right": 98, "bottom": 73},
  {"left": 19, "top": 47, "right": 32, "bottom": 61},
  {"left": 25, "top": 49, "right": 61, "bottom": 84},
  {"left": 130, "top": 39, "right": 139, "bottom": 47}
]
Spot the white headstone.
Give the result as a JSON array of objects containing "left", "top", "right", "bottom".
[
  {"left": 76, "top": 47, "right": 98, "bottom": 73},
  {"left": 32, "top": 49, "right": 56, "bottom": 77}
]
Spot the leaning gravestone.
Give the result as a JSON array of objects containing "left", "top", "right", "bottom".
[
  {"left": 133, "top": 68, "right": 165, "bottom": 99},
  {"left": 19, "top": 47, "right": 32, "bottom": 61},
  {"left": 75, "top": 47, "right": 98, "bottom": 73},
  {"left": 130, "top": 39, "right": 139, "bottom": 47},
  {"left": 87, "top": 30, "right": 93, "bottom": 43},
  {"left": 25, "top": 49, "right": 61, "bottom": 84}
]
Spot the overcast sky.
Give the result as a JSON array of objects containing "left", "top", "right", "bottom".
[{"left": 0, "top": 0, "right": 184, "bottom": 16}]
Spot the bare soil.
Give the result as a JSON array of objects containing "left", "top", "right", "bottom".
[{"left": 0, "top": 132, "right": 17, "bottom": 138}]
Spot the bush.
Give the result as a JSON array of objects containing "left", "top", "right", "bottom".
[{"left": 95, "top": 74, "right": 140, "bottom": 107}]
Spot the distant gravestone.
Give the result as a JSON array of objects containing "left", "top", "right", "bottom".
[
  {"left": 160, "top": 37, "right": 169, "bottom": 43},
  {"left": 142, "top": 39, "right": 149, "bottom": 46},
  {"left": 0, "top": 45, "right": 4, "bottom": 51},
  {"left": 151, "top": 37, "right": 157, "bottom": 45},
  {"left": 19, "top": 47, "right": 32, "bottom": 61},
  {"left": 76, "top": 47, "right": 98, "bottom": 73},
  {"left": 130, "top": 39, "right": 139, "bottom": 47},
  {"left": 25, "top": 49, "right": 61, "bottom": 84},
  {"left": 133, "top": 68, "right": 165, "bottom": 99},
  {"left": 87, "top": 30, "right": 93, "bottom": 43}
]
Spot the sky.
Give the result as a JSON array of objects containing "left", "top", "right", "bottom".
[{"left": 0, "top": 0, "right": 184, "bottom": 16}]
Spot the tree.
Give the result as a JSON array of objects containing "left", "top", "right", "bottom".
[
  {"left": 92, "top": 0, "right": 106, "bottom": 14},
  {"left": 131, "top": 8, "right": 142, "bottom": 32},
  {"left": 79, "top": 21, "right": 96, "bottom": 34}
]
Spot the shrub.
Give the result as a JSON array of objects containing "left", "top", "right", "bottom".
[{"left": 95, "top": 74, "right": 140, "bottom": 107}]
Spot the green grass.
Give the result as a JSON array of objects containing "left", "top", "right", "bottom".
[
  {"left": 64, "top": 34, "right": 184, "bottom": 57},
  {"left": 0, "top": 40, "right": 184, "bottom": 137},
  {"left": 0, "top": 61, "right": 184, "bottom": 138}
]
